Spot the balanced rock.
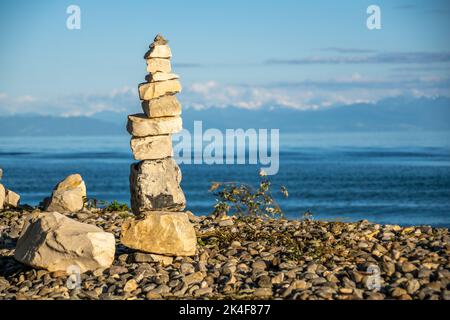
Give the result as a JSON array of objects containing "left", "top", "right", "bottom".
[
  {"left": 141, "top": 95, "right": 182, "bottom": 118},
  {"left": 152, "top": 34, "right": 168, "bottom": 46},
  {"left": 14, "top": 211, "right": 115, "bottom": 272},
  {"left": 131, "top": 135, "right": 173, "bottom": 160},
  {"left": 138, "top": 79, "right": 181, "bottom": 100},
  {"left": 145, "top": 72, "right": 179, "bottom": 83},
  {"left": 4, "top": 188, "right": 20, "bottom": 208},
  {"left": 45, "top": 174, "right": 86, "bottom": 213},
  {"left": 146, "top": 58, "right": 172, "bottom": 73},
  {"left": 0, "top": 184, "right": 5, "bottom": 210},
  {"left": 130, "top": 158, "right": 186, "bottom": 213},
  {"left": 0, "top": 168, "right": 3, "bottom": 179},
  {"left": 144, "top": 44, "right": 172, "bottom": 59},
  {"left": 127, "top": 114, "right": 182, "bottom": 137},
  {"left": 121, "top": 211, "right": 196, "bottom": 256}
]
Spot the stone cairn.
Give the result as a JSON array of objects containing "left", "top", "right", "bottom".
[{"left": 121, "top": 34, "right": 196, "bottom": 257}]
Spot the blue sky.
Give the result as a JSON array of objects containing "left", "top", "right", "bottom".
[{"left": 0, "top": 0, "right": 449, "bottom": 116}]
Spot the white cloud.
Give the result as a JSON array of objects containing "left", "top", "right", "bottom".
[
  {"left": 179, "top": 75, "right": 450, "bottom": 111},
  {"left": 0, "top": 74, "right": 449, "bottom": 117}
]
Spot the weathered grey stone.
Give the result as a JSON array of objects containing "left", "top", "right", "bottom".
[
  {"left": 127, "top": 113, "right": 182, "bottom": 137},
  {"left": 138, "top": 79, "right": 181, "bottom": 100},
  {"left": 141, "top": 95, "right": 182, "bottom": 118},
  {"left": 130, "top": 135, "right": 173, "bottom": 160},
  {"left": 14, "top": 212, "right": 115, "bottom": 272},
  {"left": 121, "top": 211, "right": 196, "bottom": 256},
  {"left": 45, "top": 174, "right": 86, "bottom": 213},
  {"left": 130, "top": 158, "right": 186, "bottom": 214}
]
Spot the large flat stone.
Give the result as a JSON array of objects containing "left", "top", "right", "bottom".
[
  {"left": 141, "top": 95, "right": 182, "bottom": 118},
  {"left": 130, "top": 135, "right": 173, "bottom": 160},
  {"left": 14, "top": 212, "right": 115, "bottom": 272},
  {"left": 121, "top": 211, "right": 196, "bottom": 256},
  {"left": 45, "top": 174, "right": 86, "bottom": 213},
  {"left": 130, "top": 158, "right": 186, "bottom": 214},
  {"left": 127, "top": 114, "right": 182, "bottom": 137},
  {"left": 138, "top": 79, "right": 181, "bottom": 100},
  {"left": 146, "top": 58, "right": 171, "bottom": 73},
  {"left": 145, "top": 72, "right": 179, "bottom": 83}
]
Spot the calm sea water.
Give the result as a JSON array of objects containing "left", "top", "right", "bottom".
[{"left": 1, "top": 131, "right": 450, "bottom": 227}]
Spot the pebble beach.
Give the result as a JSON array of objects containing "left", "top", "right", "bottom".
[{"left": 1, "top": 208, "right": 449, "bottom": 300}]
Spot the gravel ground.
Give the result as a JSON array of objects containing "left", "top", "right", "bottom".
[{"left": 0, "top": 208, "right": 449, "bottom": 300}]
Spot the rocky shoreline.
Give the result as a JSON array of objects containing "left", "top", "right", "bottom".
[{"left": 0, "top": 208, "right": 449, "bottom": 300}]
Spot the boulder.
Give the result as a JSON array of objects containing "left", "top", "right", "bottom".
[
  {"left": 130, "top": 135, "right": 173, "bottom": 160},
  {"left": 4, "top": 189, "right": 20, "bottom": 208},
  {"left": 138, "top": 79, "right": 181, "bottom": 100},
  {"left": 144, "top": 44, "right": 172, "bottom": 59},
  {"left": 130, "top": 158, "right": 186, "bottom": 214},
  {"left": 0, "top": 184, "right": 5, "bottom": 210},
  {"left": 141, "top": 95, "right": 182, "bottom": 118},
  {"left": 121, "top": 211, "right": 196, "bottom": 256},
  {"left": 146, "top": 58, "right": 171, "bottom": 73},
  {"left": 14, "top": 212, "right": 115, "bottom": 272},
  {"left": 145, "top": 72, "right": 179, "bottom": 83},
  {"left": 45, "top": 174, "right": 86, "bottom": 213},
  {"left": 127, "top": 114, "right": 182, "bottom": 137}
]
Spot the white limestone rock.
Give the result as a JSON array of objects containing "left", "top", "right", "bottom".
[
  {"left": 45, "top": 174, "right": 86, "bottom": 213},
  {"left": 138, "top": 79, "right": 181, "bottom": 100},
  {"left": 14, "top": 212, "right": 115, "bottom": 272},
  {"left": 141, "top": 95, "right": 182, "bottom": 118},
  {"left": 130, "top": 135, "right": 173, "bottom": 160},
  {"left": 121, "top": 211, "right": 196, "bottom": 256},
  {"left": 146, "top": 58, "right": 172, "bottom": 73},
  {"left": 127, "top": 114, "right": 182, "bottom": 137}
]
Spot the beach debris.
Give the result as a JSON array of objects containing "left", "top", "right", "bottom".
[
  {"left": 14, "top": 211, "right": 115, "bottom": 272},
  {"left": 44, "top": 173, "right": 86, "bottom": 213}
]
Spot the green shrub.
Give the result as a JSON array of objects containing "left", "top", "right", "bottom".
[
  {"left": 209, "top": 169, "right": 288, "bottom": 219},
  {"left": 104, "top": 200, "right": 130, "bottom": 212}
]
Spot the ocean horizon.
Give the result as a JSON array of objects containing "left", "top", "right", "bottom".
[{"left": 1, "top": 130, "right": 450, "bottom": 228}]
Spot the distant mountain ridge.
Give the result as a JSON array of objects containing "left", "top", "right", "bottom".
[
  {"left": 1, "top": 96, "right": 449, "bottom": 136},
  {"left": 0, "top": 115, "right": 124, "bottom": 136}
]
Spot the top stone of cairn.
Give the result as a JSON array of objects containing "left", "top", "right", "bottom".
[{"left": 144, "top": 34, "right": 172, "bottom": 59}]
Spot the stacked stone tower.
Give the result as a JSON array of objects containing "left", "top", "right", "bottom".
[
  {"left": 127, "top": 34, "right": 185, "bottom": 215},
  {"left": 121, "top": 34, "right": 196, "bottom": 257}
]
